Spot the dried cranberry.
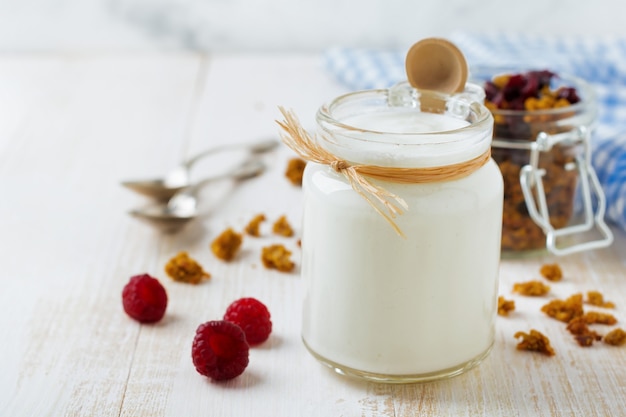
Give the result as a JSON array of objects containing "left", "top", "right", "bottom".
[
  {"left": 520, "top": 74, "right": 539, "bottom": 100},
  {"left": 484, "top": 81, "right": 499, "bottom": 101},
  {"left": 557, "top": 87, "right": 580, "bottom": 104},
  {"left": 491, "top": 91, "right": 505, "bottom": 108},
  {"left": 508, "top": 98, "right": 526, "bottom": 111},
  {"left": 506, "top": 74, "right": 526, "bottom": 89},
  {"left": 528, "top": 70, "right": 555, "bottom": 89},
  {"left": 503, "top": 74, "right": 526, "bottom": 101}
]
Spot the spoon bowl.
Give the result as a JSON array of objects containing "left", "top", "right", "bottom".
[
  {"left": 121, "top": 138, "right": 278, "bottom": 201},
  {"left": 129, "top": 207, "right": 198, "bottom": 234},
  {"left": 129, "top": 158, "right": 266, "bottom": 233},
  {"left": 405, "top": 38, "right": 468, "bottom": 94}
]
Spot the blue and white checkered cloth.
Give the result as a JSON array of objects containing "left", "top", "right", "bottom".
[{"left": 324, "top": 32, "right": 626, "bottom": 232}]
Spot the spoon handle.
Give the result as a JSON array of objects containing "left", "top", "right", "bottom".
[
  {"left": 172, "top": 158, "right": 266, "bottom": 203},
  {"left": 182, "top": 138, "right": 279, "bottom": 169}
]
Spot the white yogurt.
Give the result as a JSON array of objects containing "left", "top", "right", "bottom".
[
  {"left": 346, "top": 108, "right": 470, "bottom": 133},
  {"left": 301, "top": 95, "right": 503, "bottom": 382}
]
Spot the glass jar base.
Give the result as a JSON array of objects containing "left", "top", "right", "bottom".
[{"left": 303, "top": 338, "right": 493, "bottom": 384}]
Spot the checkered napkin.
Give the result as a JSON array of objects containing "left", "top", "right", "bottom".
[{"left": 323, "top": 32, "right": 626, "bottom": 232}]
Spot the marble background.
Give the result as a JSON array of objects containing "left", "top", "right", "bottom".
[{"left": 0, "top": 0, "right": 624, "bottom": 52}]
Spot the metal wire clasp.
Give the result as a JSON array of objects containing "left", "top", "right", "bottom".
[{"left": 518, "top": 126, "right": 613, "bottom": 255}]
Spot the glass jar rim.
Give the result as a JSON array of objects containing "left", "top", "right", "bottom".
[
  {"left": 316, "top": 85, "right": 493, "bottom": 143},
  {"left": 314, "top": 84, "right": 494, "bottom": 167}
]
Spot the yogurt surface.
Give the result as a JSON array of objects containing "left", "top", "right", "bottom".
[{"left": 344, "top": 109, "right": 470, "bottom": 134}]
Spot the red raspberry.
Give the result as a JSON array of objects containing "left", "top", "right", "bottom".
[
  {"left": 191, "top": 320, "right": 250, "bottom": 380},
  {"left": 122, "top": 274, "right": 168, "bottom": 323},
  {"left": 223, "top": 297, "right": 272, "bottom": 345}
]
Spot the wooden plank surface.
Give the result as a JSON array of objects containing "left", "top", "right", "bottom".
[{"left": 0, "top": 52, "right": 624, "bottom": 417}]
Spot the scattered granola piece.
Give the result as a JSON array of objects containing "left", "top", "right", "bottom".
[
  {"left": 573, "top": 332, "right": 603, "bottom": 348},
  {"left": 583, "top": 311, "right": 618, "bottom": 325},
  {"left": 514, "top": 329, "right": 555, "bottom": 356},
  {"left": 540, "top": 263, "right": 563, "bottom": 282},
  {"left": 273, "top": 215, "right": 294, "bottom": 237},
  {"left": 285, "top": 157, "right": 306, "bottom": 186},
  {"left": 513, "top": 280, "right": 550, "bottom": 296},
  {"left": 498, "top": 296, "right": 516, "bottom": 316},
  {"left": 261, "top": 244, "right": 295, "bottom": 272},
  {"left": 211, "top": 228, "right": 243, "bottom": 261},
  {"left": 541, "top": 293, "right": 584, "bottom": 323},
  {"left": 566, "top": 317, "right": 602, "bottom": 347},
  {"left": 603, "top": 328, "right": 626, "bottom": 346},
  {"left": 566, "top": 317, "right": 590, "bottom": 335},
  {"left": 245, "top": 214, "right": 266, "bottom": 237},
  {"left": 586, "top": 291, "right": 615, "bottom": 309},
  {"left": 165, "top": 251, "right": 211, "bottom": 284}
]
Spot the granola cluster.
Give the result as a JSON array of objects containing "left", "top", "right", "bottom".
[
  {"left": 566, "top": 317, "right": 602, "bottom": 347},
  {"left": 165, "top": 251, "right": 211, "bottom": 284},
  {"left": 161, "top": 213, "right": 298, "bottom": 289},
  {"left": 502, "top": 263, "right": 624, "bottom": 354},
  {"left": 244, "top": 214, "right": 266, "bottom": 237},
  {"left": 586, "top": 290, "right": 616, "bottom": 309},
  {"left": 497, "top": 296, "right": 516, "bottom": 317},
  {"left": 211, "top": 228, "right": 244, "bottom": 261},
  {"left": 513, "top": 280, "right": 551, "bottom": 296},
  {"left": 195, "top": 156, "right": 304, "bottom": 272},
  {"left": 541, "top": 293, "right": 584, "bottom": 323},
  {"left": 514, "top": 329, "right": 555, "bottom": 356},
  {"left": 604, "top": 328, "right": 626, "bottom": 346},
  {"left": 272, "top": 215, "right": 294, "bottom": 237},
  {"left": 539, "top": 263, "right": 563, "bottom": 282},
  {"left": 261, "top": 244, "right": 295, "bottom": 272},
  {"left": 284, "top": 157, "right": 306, "bottom": 186},
  {"left": 210, "top": 214, "right": 297, "bottom": 273}
]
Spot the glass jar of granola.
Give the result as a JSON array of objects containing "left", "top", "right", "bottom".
[
  {"left": 279, "top": 82, "right": 503, "bottom": 383},
  {"left": 473, "top": 68, "right": 613, "bottom": 255}
]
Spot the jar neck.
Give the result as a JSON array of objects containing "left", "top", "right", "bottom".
[{"left": 315, "top": 85, "right": 493, "bottom": 168}]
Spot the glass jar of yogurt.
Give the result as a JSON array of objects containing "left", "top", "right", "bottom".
[{"left": 299, "top": 82, "right": 503, "bottom": 383}]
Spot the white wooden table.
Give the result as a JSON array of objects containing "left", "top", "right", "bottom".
[{"left": 0, "top": 52, "right": 625, "bottom": 417}]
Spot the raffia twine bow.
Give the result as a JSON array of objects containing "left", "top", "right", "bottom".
[{"left": 276, "top": 106, "right": 490, "bottom": 237}]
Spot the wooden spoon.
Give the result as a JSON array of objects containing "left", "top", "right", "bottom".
[
  {"left": 405, "top": 38, "right": 468, "bottom": 93},
  {"left": 405, "top": 38, "right": 468, "bottom": 112}
]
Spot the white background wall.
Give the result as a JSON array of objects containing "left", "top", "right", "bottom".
[{"left": 0, "top": 0, "right": 625, "bottom": 52}]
